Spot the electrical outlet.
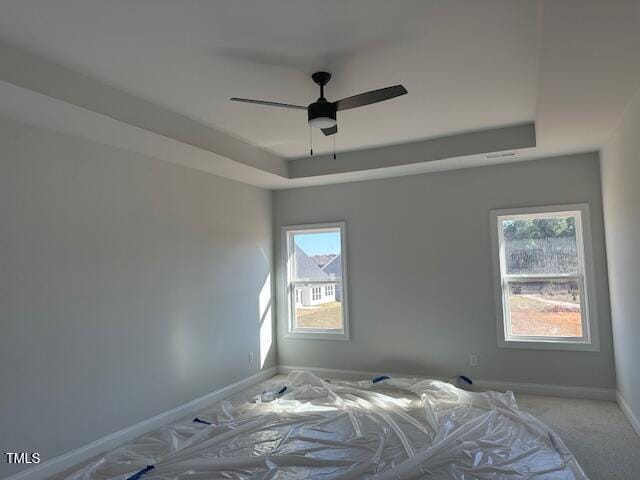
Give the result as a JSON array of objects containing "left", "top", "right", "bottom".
[
  {"left": 248, "top": 352, "right": 255, "bottom": 364},
  {"left": 469, "top": 354, "right": 478, "bottom": 367}
]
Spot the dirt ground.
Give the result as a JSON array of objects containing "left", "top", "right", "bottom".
[
  {"left": 295, "top": 296, "right": 581, "bottom": 337},
  {"left": 296, "top": 302, "right": 342, "bottom": 329},
  {"left": 509, "top": 295, "right": 582, "bottom": 337}
]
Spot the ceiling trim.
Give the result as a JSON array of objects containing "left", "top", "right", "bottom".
[
  {"left": 0, "top": 41, "right": 288, "bottom": 179},
  {"left": 289, "top": 123, "right": 536, "bottom": 178},
  {"left": 0, "top": 81, "right": 288, "bottom": 189}
]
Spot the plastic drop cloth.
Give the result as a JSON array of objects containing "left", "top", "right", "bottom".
[{"left": 61, "top": 370, "right": 588, "bottom": 480}]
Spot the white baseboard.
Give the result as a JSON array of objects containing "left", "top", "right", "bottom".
[
  {"left": 474, "top": 379, "right": 615, "bottom": 401},
  {"left": 7, "top": 367, "right": 278, "bottom": 480},
  {"left": 278, "top": 365, "right": 616, "bottom": 401},
  {"left": 617, "top": 391, "right": 640, "bottom": 438}
]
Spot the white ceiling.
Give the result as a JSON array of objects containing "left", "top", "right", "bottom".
[
  {"left": 0, "top": 0, "right": 639, "bottom": 183},
  {"left": 0, "top": 0, "right": 539, "bottom": 159}
]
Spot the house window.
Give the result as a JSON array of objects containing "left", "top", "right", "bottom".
[
  {"left": 490, "top": 204, "right": 599, "bottom": 351},
  {"left": 282, "top": 222, "right": 349, "bottom": 340},
  {"left": 295, "top": 288, "right": 301, "bottom": 305},
  {"left": 312, "top": 287, "right": 322, "bottom": 301}
]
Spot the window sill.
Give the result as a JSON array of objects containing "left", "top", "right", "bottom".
[
  {"left": 498, "top": 338, "right": 600, "bottom": 352},
  {"left": 284, "top": 329, "right": 350, "bottom": 341}
]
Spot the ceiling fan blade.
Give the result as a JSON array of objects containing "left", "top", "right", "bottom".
[
  {"left": 230, "top": 97, "right": 306, "bottom": 110},
  {"left": 321, "top": 125, "right": 338, "bottom": 136},
  {"left": 334, "top": 85, "right": 407, "bottom": 111}
]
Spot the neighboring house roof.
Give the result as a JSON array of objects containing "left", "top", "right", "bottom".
[
  {"left": 295, "top": 245, "right": 331, "bottom": 281},
  {"left": 321, "top": 254, "right": 342, "bottom": 278}
]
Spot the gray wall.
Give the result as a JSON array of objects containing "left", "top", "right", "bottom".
[
  {"left": 275, "top": 153, "right": 615, "bottom": 389},
  {"left": 0, "top": 118, "right": 275, "bottom": 477},
  {"left": 601, "top": 89, "right": 640, "bottom": 424}
]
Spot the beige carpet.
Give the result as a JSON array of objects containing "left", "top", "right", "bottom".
[{"left": 516, "top": 394, "right": 640, "bottom": 480}]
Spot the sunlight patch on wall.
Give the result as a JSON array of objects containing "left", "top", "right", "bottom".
[
  {"left": 170, "top": 316, "right": 193, "bottom": 382},
  {"left": 259, "top": 274, "right": 273, "bottom": 368}
]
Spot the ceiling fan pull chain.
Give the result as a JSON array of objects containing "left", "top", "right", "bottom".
[
  {"left": 333, "top": 136, "right": 337, "bottom": 160},
  {"left": 309, "top": 125, "right": 313, "bottom": 156}
]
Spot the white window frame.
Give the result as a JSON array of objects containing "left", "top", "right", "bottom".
[
  {"left": 490, "top": 204, "right": 599, "bottom": 351},
  {"left": 282, "top": 222, "right": 349, "bottom": 340},
  {"left": 312, "top": 287, "right": 322, "bottom": 301}
]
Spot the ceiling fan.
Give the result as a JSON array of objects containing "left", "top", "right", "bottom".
[{"left": 230, "top": 72, "right": 407, "bottom": 138}]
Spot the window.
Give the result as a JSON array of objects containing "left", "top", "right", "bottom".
[
  {"left": 490, "top": 204, "right": 599, "bottom": 351},
  {"left": 282, "top": 222, "right": 349, "bottom": 340}
]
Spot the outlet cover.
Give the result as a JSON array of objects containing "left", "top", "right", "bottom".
[{"left": 469, "top": 354, "right": 478, "bottom": 367}]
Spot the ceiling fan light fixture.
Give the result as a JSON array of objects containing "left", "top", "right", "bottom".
[
  {"left": 309, "top": 116, "right": 337, "bottom": 129},
  {"left": 308, "top": 100, "right": 337, "bottom": 129}
]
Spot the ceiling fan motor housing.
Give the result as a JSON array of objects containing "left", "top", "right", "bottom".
[{"left": 308, "top": 100, "right": 337, "bottom": 128}]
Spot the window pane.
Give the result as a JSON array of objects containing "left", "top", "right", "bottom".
[
  {"left": 291, "top": 229, "right": 343, "bottom": 330},
  {"left": 507, "top": 280, "right": 582, "bottom": 337},
  {"left": 502, "top": 215, "right": 578, "bottom": 275},
  {"left": 294, "top": 282, "right": 342, "bottom": 329}
]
